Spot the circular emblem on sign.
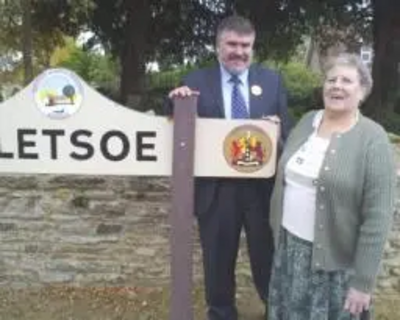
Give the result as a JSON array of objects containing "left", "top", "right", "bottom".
[
  {"left": 223, "top": 125, "right": 273, "bottom": 173},
  {"left": 33, "top": 68, "right": 83, "bottom": 119}
]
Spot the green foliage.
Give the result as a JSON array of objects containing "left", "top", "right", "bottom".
[
  {"left": 265, "top": 60, "right": 322, "bottom": 121},
  {"left": 148, "top": 66, "right": 192, "bottom": 90},
  {"left": 0, "top": 0, "right": 93, "bottom": 83},
  {"left": 234, "top": 1, "right": 311, "bottom": 60},
  {"left": 372, "top": 110, "right": 400, "bottom": 136},
  {"left": 271, "top": 61, "right": 321, "bottom": 104},
  {"left": 58, "top": 47, "right": 119, "bottom": 94},
  {"left": 88, "top": 0, "right": 224, "bottom": 65},
  {"left": 0, "top": 1, "right": 22, "bottom": 51},
  {"left": 85, "top": 0, "right": 328, "bottom": 81},
  {"left": 32, "top": 0, "right": 94, "bottom": 37}
]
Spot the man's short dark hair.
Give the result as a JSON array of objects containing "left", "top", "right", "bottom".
[{"left": 216, "top": 15, "right": 255, "bottom": 41}]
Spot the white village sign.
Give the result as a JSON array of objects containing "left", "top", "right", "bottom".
[
  {"left": 0, "top": 68, "right": 278, "bottom": 177},
  {"left": 0, "top": 68, "right": 279, "bottom": 320}
]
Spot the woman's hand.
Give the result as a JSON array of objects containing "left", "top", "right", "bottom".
[{"left": 344, "top": 287, "right": 371, "bottom": 316}]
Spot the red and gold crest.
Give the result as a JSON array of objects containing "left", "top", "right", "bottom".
[{"left": 223, "top": 125, "right": 273, "bottom": 173}]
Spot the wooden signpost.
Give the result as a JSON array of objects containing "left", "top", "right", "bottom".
[{"left": 169, "top": 97, "right": 197, "bottom": 320}]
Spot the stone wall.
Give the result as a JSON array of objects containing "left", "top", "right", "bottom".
[{"left": 0, "top": 174, "right": 399, "bottom": 296}]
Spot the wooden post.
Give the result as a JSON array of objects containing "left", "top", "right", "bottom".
[{"left": 169, "top": 96, "right": 197, "bottom": 320}]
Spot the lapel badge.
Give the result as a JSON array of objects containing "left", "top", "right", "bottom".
[{"left": 251, "top": 85, "right": 262, "bottom": 96}]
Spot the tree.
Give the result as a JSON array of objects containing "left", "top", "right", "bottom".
[
  {"left": 31, "top": 0, "right": 94, "bottom": 68},
  {"left": 86, "top": 0, "right": 322, "bottom": 109},
  {"left": 0, "top": 0, "right": 92, "bottom": 83},
  {"left": 22, "top": 0, "right": 33, "bottom": 84},
  {"left": 86, "top": 0, "right": 227, "bottom": 108},
  {"left": 366, "top": 0, "right": 400, "bottom": 116},
  {"left": 5, "top": 0, "right": 397, "bottom": 117},
  {"left": 238, "top": 0, "right": 399, "bottom": 117},
  {"left": 62, "top": 84, "right": 75, "bottom": 104},
  {"left": 295, "top": 0, "right": 400, "bottom": 116},
  {"left": 0, "top": 1, "right": 24, "bottom": 83}
]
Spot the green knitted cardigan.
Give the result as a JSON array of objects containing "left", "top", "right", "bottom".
[{"left": 270, "top": 110, "right": 396, "bottom": 293}]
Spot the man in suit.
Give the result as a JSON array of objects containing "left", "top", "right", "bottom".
[{"left": 165, "top": 15, "right": 290, "bottom": 320}]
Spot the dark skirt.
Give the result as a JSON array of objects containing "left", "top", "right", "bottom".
[{"left": 268, "top": 229, "right": 369, "bottom": 320}]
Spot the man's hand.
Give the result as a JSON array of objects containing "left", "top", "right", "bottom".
[
  {"left": 344, "top": 287, "right": 371, "bottom": 316},
  {"left": 168, "top": 86, "right": 200, "bottom": 99}
]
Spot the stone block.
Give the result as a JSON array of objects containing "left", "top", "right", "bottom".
[
  {"left": 96, "top": 223, "right": 123, "bottom": 235},
  {"left": 0, "top": 223, "right": 16, "bottom": 232}
]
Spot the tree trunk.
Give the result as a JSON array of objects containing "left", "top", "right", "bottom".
[
  {"left": 366, "top": 0, "right": 400, "bottom": 117},
  {"left": 22, "top": 0, "right": 33, "bottom": 84},
  {"left": 119, "top": 0, "right": 150, "bottom": 110}
]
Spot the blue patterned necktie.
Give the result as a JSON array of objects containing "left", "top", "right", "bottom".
[{"left": 230, "top": 75, "right": 249, "bottom": 119}]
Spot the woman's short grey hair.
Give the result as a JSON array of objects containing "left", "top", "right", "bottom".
[{"left": 323, "top": 53, "right": 373, "bottom": 99}]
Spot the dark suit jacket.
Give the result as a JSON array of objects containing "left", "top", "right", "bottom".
[{"left": 165, "top": 63, "right": 291, "bottom": 216}]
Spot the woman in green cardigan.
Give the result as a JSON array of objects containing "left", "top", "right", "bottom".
[{"left": 268, "top": 53, "right": 396, "bottom": 320}]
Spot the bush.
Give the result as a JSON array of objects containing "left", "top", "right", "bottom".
[
  {"left": 371, "top": 110, "right": 400, "bottom": 136},
  {"left": 58, "top": 48, "right": 119, "bottom": 96},
  {"left": 270, "top": 62, "right": 321, "bottom": 103},
  {"left": 147, "top": 65, "right": 195, "bottom": 90},
  {"left": 265, "top": 60, "right": 322, "bottom": 121}
]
